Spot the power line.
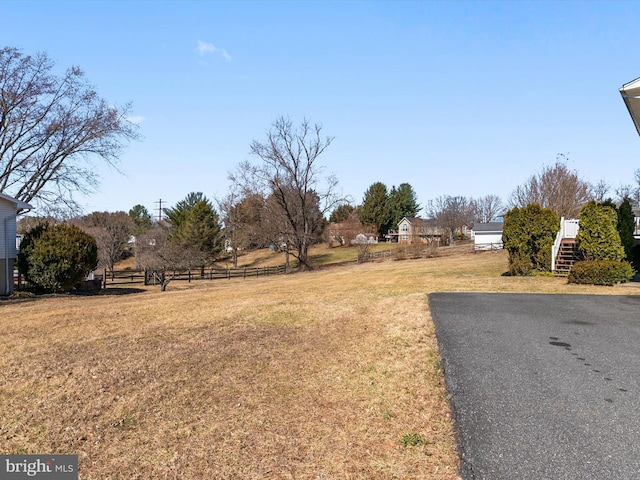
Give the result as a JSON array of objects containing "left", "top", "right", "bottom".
[{"left": 154, "top": 199, "right": 165, "bottom": 222}]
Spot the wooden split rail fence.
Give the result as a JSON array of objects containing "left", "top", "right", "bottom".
[
  {"left": 97, "top": 265, "right": 289, "bottom": 288},
  {"left": 359, "top": 249, "right": 396, "bottom": 262}
]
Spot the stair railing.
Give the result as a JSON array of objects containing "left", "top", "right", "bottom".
[{"left": 551, "top": 217, "right": 579, "bottom": 272}]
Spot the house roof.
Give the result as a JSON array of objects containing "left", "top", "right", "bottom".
[
  {"left": 399, "top": 216, "right": 431, "bottom": 226},
  {"left": 0, "top": 192, "right": 33, "bottom": 211},
  {"left": 472, "top": 222, "right": 503, "bottom": 233},
  {"left": 620, "top": 77, "right": 640, "bottom": 137}
]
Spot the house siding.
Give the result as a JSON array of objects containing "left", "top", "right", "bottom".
[
  {"left": 474, "top": 232, "right": 503, "bottom": 247},
  {"left": 472, "top": 222, "right": 504, "bottom": 250},
  {"left": 398, "top": 219, "right": 411, "bottom": 244},
  {"left": 0, "top": 196, "right": 24, "bottom": 294},
  {"left": 0, "top": 198, "right": 18, "bottom": 260},
  {"left": 396, "top": 217, "right": 443, "bottom": 244}
]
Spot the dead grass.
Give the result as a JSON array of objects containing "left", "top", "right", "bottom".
[
  {"left": 1, "top": 249, "right": 638, "bottom": 479},
  {"left": 217, "top": 242, "right": 399, "bottom": 269}
]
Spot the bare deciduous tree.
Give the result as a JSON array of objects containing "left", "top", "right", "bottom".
[
  {"left": 230, "top": 116, "right": 343, "bottom": 271},
  {"left": 509, "top": 155, "right": 592, "bottom": 218},
  {"left": 136, "top": 226, "right": 206, "bottom": 291},
  {"left": 218, "top": 191, "right": 267, "bottom": 268},
  {"left": 591, "top": 179, "right": 611, "bottom": 203},
  {"left": 16, "top": 215, "right": 58, "bottom": 234},
  {"left": 427, "top": 195, "right": 475, "bottom": 244},
  {"left": 75, "top": 211, "right": 134, "bottom": 279},
  {"left": 615, "top": 168, "right": 640, "bottom": 206},
  {"left": 326, "top": 211, "right": 375, "bottom": 247},
  {"left": 471, "top": 194, "right": 504, "bottom": 223},
  {"left": 0, "top": 47, "right": 139, "bottom": 213}
]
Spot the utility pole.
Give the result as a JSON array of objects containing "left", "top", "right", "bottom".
[{"left": 155, "top": 199, "right": 165, "bottom": 222}]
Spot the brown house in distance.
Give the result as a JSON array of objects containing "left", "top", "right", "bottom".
[{"left": 388, "top": 217, "right": 443, "bottom": 244}]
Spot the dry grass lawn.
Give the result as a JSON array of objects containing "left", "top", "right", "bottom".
[{"left": 1, "top": 249, "right": 638, "bottom": 479}]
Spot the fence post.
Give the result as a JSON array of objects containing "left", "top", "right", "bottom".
[
  {"left": 103, "top": 268, "right": 107, "bottom": 289},
  {"left": 188, "top": 270, "right": 191, "bottom": 283}
]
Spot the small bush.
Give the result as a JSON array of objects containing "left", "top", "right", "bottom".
[
  {"left": 568, "top": 260, "right": 635, "bottom": 286},
  {"left": 17, "top": 223, "right": 98, "bottom": 292}
]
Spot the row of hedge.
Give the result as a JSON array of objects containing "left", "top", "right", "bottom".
[{"left": 568, "top": 260, "right": 635, "bottom": 286}]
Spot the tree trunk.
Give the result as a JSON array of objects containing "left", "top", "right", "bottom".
[
  {"left": 298, "top": 241, "right": 309, "bottom": 271},
  {"left": 285, "top": 244, "right": 290, "bottom": 273}
]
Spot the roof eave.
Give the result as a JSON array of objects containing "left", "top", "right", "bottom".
[
  {"left": 619, "top": 79, "right": 640, "bottom": 137},
  {"left": 0, "top": 192, "right": 34, "bottom": 211}
]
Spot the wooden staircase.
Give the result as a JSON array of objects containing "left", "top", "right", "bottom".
[{"left": 553, "top": 239, "right": 580, "bottom": 276}]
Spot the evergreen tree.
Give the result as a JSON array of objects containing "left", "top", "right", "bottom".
[
  {"left": 165, "top": 192, "right": 223, "bottom": 262},
  {"left": 359, "top": 182, "right": 391, "bottom": 236},
  {"left": 164, "top": 192, "right": 206, "bottom": 231},
  {"left": 617, "top": 198, "right": 636, "bottom": 262},
  {"left": 177, "top": 199, "right": 224, "bottom": 259},
  {"left": 387, "top": 183, "right": 421, "bottom": 228},
  {"left": 576, "top": 202, "right": 624, "bottom": 261},
  {"left": 129, "top": 204, "right": 153, "bottom": 235},
  {"left": 329, "top": 204, "right": 355, "bottom": 223},
  {"left": 503, "top": 204, "right": 558, "bottom": 274}
]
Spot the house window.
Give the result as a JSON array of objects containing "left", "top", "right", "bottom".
[
  {"left": 401, "top": 224, "right": 409, "bottom": 232},
  {"left": 402, "top": 235, "right": 408, "bottom": 241}
]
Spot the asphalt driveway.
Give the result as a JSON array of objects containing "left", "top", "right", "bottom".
[{"left": 429, "top": 293, "right": 640, "bottom": 480}]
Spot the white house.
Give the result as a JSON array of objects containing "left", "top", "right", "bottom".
[
  {"left": 0, "top": 193, "right": 33, "bottom": 295},
  {"left": 471, "top": 222, "right": 504, "bottom": 251}
]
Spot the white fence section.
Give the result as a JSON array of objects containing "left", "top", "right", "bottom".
[{"left": 551, "top": 217, "right": 580, "bottom": 272}]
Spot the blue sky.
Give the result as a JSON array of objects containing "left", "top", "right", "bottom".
[{"left": 3, "top": 0, "right": 640, "bottom": 218}]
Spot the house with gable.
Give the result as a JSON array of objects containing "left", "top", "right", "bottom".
[
  {"left": 1, "top": 193, "right": 33, "bottom": 295},
  {"left": 392, "top": 217, "right": 443, "bottom": 244}
]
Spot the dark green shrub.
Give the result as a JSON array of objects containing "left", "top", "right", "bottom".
[
  {"left": 617, "top": 198, "right": 636, "bottom": 263},
  {"left": 507, "top": 251, "right": 532, "bottom": 276},
  {"left": 503, "top": 204, "right": 559, "bottom": 275},
  {"left": 17, "top": 223, "right": 98, "bottom": 292},
  {"left": 15, "top": 223, "right": 48, "bottom": 276},
  {"left": 576, "top": 202, "right": 624, "bottom": 261},
  {"left": 568, "top": 260, "right": 634, "bottom": 286}
]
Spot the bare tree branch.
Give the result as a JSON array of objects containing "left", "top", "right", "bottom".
[
  {"left": 230, "top": 116, "right": 343, "bottom": 271},
  {"left": 0, "top": 47, "right": 139, "bottom": 213},
  {"left": 509, "top": 155, "right": 592, "bottom": 218}
]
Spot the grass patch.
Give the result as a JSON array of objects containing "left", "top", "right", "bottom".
[{"left": 400, "top": 432, "right": 430, "bottom": 447}]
